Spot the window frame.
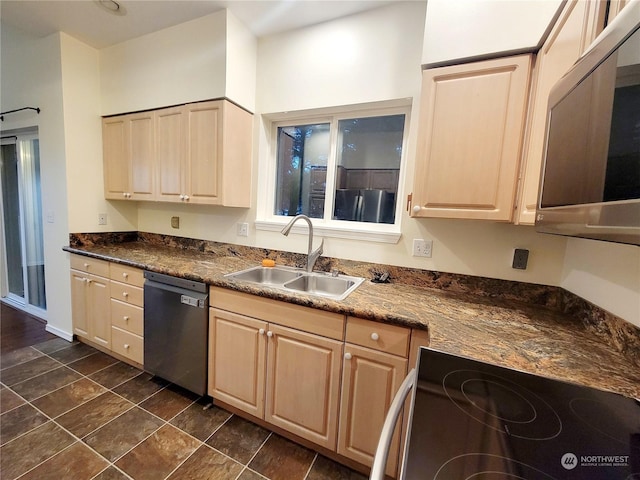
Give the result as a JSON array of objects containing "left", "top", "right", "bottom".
[{"left": 256, "top": 102, "right": 411, "bottom": 244}]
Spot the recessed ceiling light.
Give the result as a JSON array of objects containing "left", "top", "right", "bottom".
[{"left": 95, "top": 0, "right": 127, "bottom": 16}]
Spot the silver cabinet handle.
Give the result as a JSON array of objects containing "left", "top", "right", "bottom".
[
  {"left": 123, "top": 292, "right": 128, "bottom": 297},
  {"left": 371, "top": 332, "right": 379, "bottom": 341},
  {"left": 370, "top": 368, "right": 416, "bottom": 480},
  {"left": 183, "top": 195, "right": 189, "bottom": 201},
  {"left": 259, "top": 329, "right": 265, "bottom": 335},
  {"left": 124, "top": 344, "right": 130, "bottom": 349},
  {"left": 266, "top": 331, "right": 273, "bottom": 338},
  {"left": 122, "top": 272, "right": 128, "bottom": 278},
  {"left": 344, "top": 352, "right": 352, "bottom": 360}
]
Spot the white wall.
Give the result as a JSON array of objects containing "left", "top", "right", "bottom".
[
  {"left": 257, "top": 2, "right": 424, "bottom": 113},
  {"left": 100, "top": 11, "right": 228, "bottom": 115},
  {"left": 225, "top": 10, "right": 258, "bottom": 112},
  {"left": 60, "top": 33, "right": 137, "bottom": 233},
  {"left": 422, "top": 0, "right": 563, "bottom": 65},
  {"left": 562, "top": 238, "right": 640, "bottom": 327},
  {"left": 1, "top": 24, "right": 71, "bottom": 338}
]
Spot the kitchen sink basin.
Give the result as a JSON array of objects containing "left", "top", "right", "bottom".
[
  {"left": 283, "top": 274, "right": 362, "bottom": 300},
  {"left": 225, "top": 266, "right": 364, "bottom": 301},
  {"left": 225, "top": 266, "right": 303, "bottom": 285}
]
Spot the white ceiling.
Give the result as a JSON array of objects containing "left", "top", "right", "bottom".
[{"left": 0, "top": 0, "right": 401, "bottom": 49}]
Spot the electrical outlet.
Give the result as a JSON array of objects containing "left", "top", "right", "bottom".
[
  {"left": 512, "top": 248, "right": 529, "bottom": 269},
  {"left": 237, "top": 222, "right": 249, "bottom": 237},
  {"left": 171, "top": 216, "right": 180, "bottom": 229},
  {"left": 98, "top": 213, "right": 107, "bottom": 225},
  {"left": 413, "top": 239, "right": 433, "bottom": 258}
]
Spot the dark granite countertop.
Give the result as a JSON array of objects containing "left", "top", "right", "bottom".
[{"left": 64, "top": 239, "right": 640, "bottom": 399}]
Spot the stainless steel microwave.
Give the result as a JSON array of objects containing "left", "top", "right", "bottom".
[{"left": 536, "top": 2, "right": 640, "bottom": 246}]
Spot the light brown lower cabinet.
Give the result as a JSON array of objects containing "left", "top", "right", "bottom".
[
  {"left": 208, "top": 287, "right": 430, "bottom": 478},
  {"left": 265, "top": 323, "right": 342, "bottom": 450},
  {"left": 208, "top": 308, "right": 267, "bottom": 418},
  {"left": 338, "top": 344, "right": 407, "bottom": 477},
  {"left": 70, "top": 269, "right": 111, "bottom": 349},
  {"left": 208, "top": 306, "right": 342, "bottom": 450},
  {"left": 69, "top": 254, "right": 144, "bottom": 366}
]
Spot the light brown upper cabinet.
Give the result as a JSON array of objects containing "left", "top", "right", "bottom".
[
  {"left": 157, "top": 100, "right": 253, "bottom": 206},
  {"left": 103, "top": 112, "right": 155, "bottom": 201},
  {"left": 411, "top": 55, "right": 532, "bottom": 221},
  {"left": 104, "top": 99, "right": 253, "bottom": 207},
  {"left": 515, "top": 0, "right": 607, "bottom": 224}
]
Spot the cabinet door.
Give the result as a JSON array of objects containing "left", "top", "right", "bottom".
[
  {"left": 156, "top": 106, "right": 185, "bottom": 202},
  {"left": 86, "top": 273, "right": 111, "bottom": 349},
  {"left": 516, "top": 0, "right": 606, "bottom": 224},
  {"left": 338, "top": 344, "right": 407, "bottom": 478},
  {"left": 103, "top": 117, "right": 129, "bottom": 200},
  {"left": 265, "top": 324, "right": 342, "bottom": 450},
  {"left": 128, "top": 112, "right": 155, "bottom": 200},
  {"left": 185, "top": 101, "right": 222, "bottom": 204},
  {"left": 208, "top": 309, "right": 267, "bottom": 418},
  {"left": 412, "top": 55, "right": 531, "bottom": 221},
  {"left": 70, "top": 270, "right": 89, "bottom": 339}
]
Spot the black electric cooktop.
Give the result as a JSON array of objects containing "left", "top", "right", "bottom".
[{"left": 402, "top": 348, "right": 640, "bottom": 479}]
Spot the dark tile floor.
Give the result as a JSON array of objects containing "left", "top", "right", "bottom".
[{"left": 0, "top": 338, "right": 367, "bottom": 480}]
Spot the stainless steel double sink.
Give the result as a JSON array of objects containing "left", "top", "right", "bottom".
[{"left": 225, "top": 265, "right": 365, "bottom": 301}]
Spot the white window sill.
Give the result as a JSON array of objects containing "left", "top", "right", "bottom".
[{"left": 255, "top": 219, "right": 402, "bottom": 244}]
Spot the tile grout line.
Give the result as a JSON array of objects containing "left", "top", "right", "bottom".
[
  {"left": 242, "top": 430, "right": 274, "bottom": 473},
  {"left": 88, "top": 464, "right": 134, "bottom": 480},
  {"left": 0, "top": 346, "right": 45, "bottom": 370},
  {"left": 0, "top": 358, "right": 67, "bottom": 387},
  {"left": 303, "top": 453, "right": 320, "bottom": 480},
  {"left": 12, "top": 436, "right": 81, "bottom": 480},
  {"left": 5, "top": 365, "right": 88, "bottom": 403},
  {"left": 200, "top": 405, "right": 235, "bottom": 444}
]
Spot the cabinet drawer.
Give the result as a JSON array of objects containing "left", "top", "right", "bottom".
[
  {"left": 211, "top": 287, "right": 344, "bottom": 340},
  {"left": 110, "top": 281, "right": 143, "bottom": 307},
  {"left": 110, "top": 263, "right": 144, "bottom": 287},
  {"left": 110, "top": 299, "right": 143, "bottom": 336},
  {"left": 111, "top": 327, "right": 143, "bottom": 365},
  {"left": 70, "top": 254, "right": 109, "bottom": 277},
  {"left": 346, "top": 317, "right": 410, "bottom": 357}
]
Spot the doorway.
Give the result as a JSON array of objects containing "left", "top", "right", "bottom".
[{"left": 0, "top": 130, "right": 47, "bottom": 319}]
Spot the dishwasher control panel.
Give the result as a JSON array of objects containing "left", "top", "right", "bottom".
[{"left": 181, "top": 294, "right": 206, "bottom": 308}]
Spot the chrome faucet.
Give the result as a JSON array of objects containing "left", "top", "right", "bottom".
[{"left": 281, "top": 214, "right": 324, "bottom": 273}]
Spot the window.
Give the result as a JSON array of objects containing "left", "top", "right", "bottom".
[{"left": 260, "top": 105, "right": 409, "bottom": 242}]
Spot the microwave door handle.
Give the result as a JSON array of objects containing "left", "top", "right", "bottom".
[{"left": 370, "top": 368, "right": 416, "bottom": 480}]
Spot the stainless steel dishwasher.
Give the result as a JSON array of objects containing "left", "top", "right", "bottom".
[{"left": 143, "top": 271, "right": 209, "bottom": 395}]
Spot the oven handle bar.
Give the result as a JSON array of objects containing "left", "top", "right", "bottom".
[{"left": 370, "top": 368, "right": 416, "bottom": 480}]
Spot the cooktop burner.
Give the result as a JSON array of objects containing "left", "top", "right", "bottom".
[
  {"left": 443, "top": 370, "right": 562, "bottom": 440},
  {"left": 401, "top": 348, "right": 640, "bottom": 480}
]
